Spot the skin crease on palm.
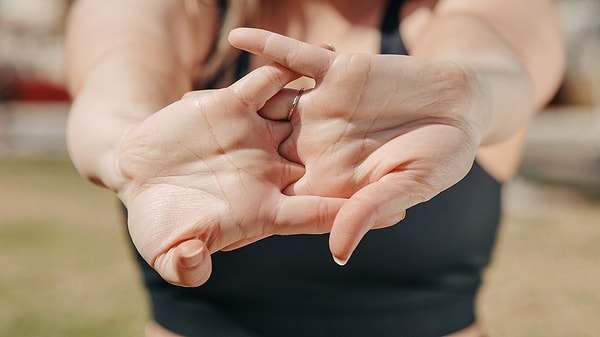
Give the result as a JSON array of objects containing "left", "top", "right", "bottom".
[
  {"left": 63, "top": 2, "right": 564, "bottom": 337},
  {"left": 118, "top": 31, "right": 479, "bottom": 286},
  {"left": 117, "top": 61, "right": 346, "bottom": 287},
  {"left": 228, "top": 28, "right": 482, "bottom": 266}
]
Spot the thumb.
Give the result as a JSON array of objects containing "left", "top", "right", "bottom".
[
  {"left": 329, "top": 177, "right": 423, "bottom": 266},
  {"left": 273, "top": 195, "right": 347, "bottom": 235},
  {"left": 221, "top": 195, "right": 347, "bottom": 251},
  {"left": 153, "top": 239, "right": 213, "bottom": 287}
]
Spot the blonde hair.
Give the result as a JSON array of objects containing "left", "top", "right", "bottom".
[{"left": 195, "top": 0, "right": 260, "bottom": 87}]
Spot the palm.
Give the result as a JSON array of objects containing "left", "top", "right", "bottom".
[
  {"left": 116, "top": 65, "right": 344, "bottom": 286},
  {"left": 287, "top": 53, "right": 477, "bottom": 196},
  {"left": 230, "top": 28, "right": 482, "bottom": 263}
]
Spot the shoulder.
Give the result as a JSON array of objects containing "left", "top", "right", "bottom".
[{"left": 177, "top": 0, "right": 222, "bottom": 68}]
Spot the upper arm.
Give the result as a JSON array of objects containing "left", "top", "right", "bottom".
[
  {"left": 437, "top": 0, "right": 565, "bottom": 103},
  {"left": 65, "top": 0, "right": 219, "bottom": 93},
  {"left": 402, "top": 0, "right": 565, "bottom": 107}
]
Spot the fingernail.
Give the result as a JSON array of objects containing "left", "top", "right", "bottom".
[
  {"left": 181, "top": 248, "right": 204, "bottom": 268},
  {"left": 333, "top": 255, "right": 348, "bottom": 266}
]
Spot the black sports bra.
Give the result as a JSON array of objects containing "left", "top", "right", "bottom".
[{"left": 129, "top": 1, "right": 503, "bottom": 336}]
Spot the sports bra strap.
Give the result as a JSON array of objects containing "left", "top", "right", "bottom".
[{"left": 380, "top": 0, "right": 408, "bottom": 55}]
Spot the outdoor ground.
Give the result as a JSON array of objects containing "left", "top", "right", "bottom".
[
  {"left": 1, "top": 158, "right": 599, "bottom": 337},
  {"left": 0, "top": 159, "right": 147, "bottom": 337}
]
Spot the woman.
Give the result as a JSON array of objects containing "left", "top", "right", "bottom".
[{"left": 65, "top": 0, "right": 564, "bottom": 336}]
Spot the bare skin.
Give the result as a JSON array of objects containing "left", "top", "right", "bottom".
[
  {"left": 66, "top": 0, "right": 564, "bottom": 336},
  {"left": 120, "top": 63, "right": 346, "bottom": 287},
  {"left": 228, "top": 0, "right": 564, "bottom": 264}
]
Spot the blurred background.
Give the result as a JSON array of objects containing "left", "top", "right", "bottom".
[{"left": 1, "top": 0, "right": 599, "bottom": 336}]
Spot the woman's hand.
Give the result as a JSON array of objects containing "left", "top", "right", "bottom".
[
  {"left": 116, "top": 63, "right": 345, "bottom": 287},
  {"left": 229, "top": 28, "right": 483, "bottom": 265}
]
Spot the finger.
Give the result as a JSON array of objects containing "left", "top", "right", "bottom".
[
  {"left": 153, "top": 239, "right": 212, "bottom": 287},
  {"left": 260, "top": 88, "right": 309, "bottom": 164},
  {"left": 181, "top": 88, "right": 218, "bottom": 99},
  {"left": 259, "top": 87, "right": 306, "bottom": 121},
  {"left": 271, "top": 195, "right": 346, "bottom": 235},
  {"left": 229, "top": 62, "right": 301, "bottom": 110},
  {"left": 219, "top": 195, "right": 345, "bottom": 252},
  {"left": 328, "top": 179, "right": 412, "bottom": 266},
  {"left": 316, "top": 43, "right": 337, "bottom": 52},
  {"left": 220, "top": 234, "right": 271, "bottom": 251},
  {"left": 228, "top": 28, "right": 334, "bottom": 79},
  {"left": 277, "top": 131, "right": 302, "bottom": 167},
  {"left": 265, "top": 119, "right": 294, "bottom": 148}
]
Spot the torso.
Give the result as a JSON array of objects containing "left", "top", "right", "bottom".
[{"left": 143, "top": 1, "right": 515, "bottom": 336}]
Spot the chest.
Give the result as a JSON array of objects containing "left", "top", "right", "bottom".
[{"left": 249, "top": 1, "right": 392, "bottom": 88}]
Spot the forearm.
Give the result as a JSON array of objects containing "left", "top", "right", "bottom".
[
  {"left": 67, "top": 48, "right": 191, "bottom": 191},
  {"left": 65, "top": 0, "right": 214, "bottom": 190},
  {"left": 403, "top": 0, "right": 565, "bottom": 145}
]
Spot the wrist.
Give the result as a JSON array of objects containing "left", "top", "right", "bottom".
[
  {"left": 457, "top": 58, "right": 535, "bottom": 146},
  {"left": 66, "top": 100, "right": 133, "bottom": 192},
  {"left": 413, "top": 59, "right": 486, "bottom": 148},
  {"left": 66, "top": 80, "right": 156, "bottom": 193},
  {"left": 67, "top": 64, "right": 189, "bottom": 192}
]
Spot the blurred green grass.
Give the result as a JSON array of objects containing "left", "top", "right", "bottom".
[
  {"left": 1, "top": 158, "right": 599, "bottom": 336},
  {"left": 0, "top": 159, "right": 147, "bottom": 337}
]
